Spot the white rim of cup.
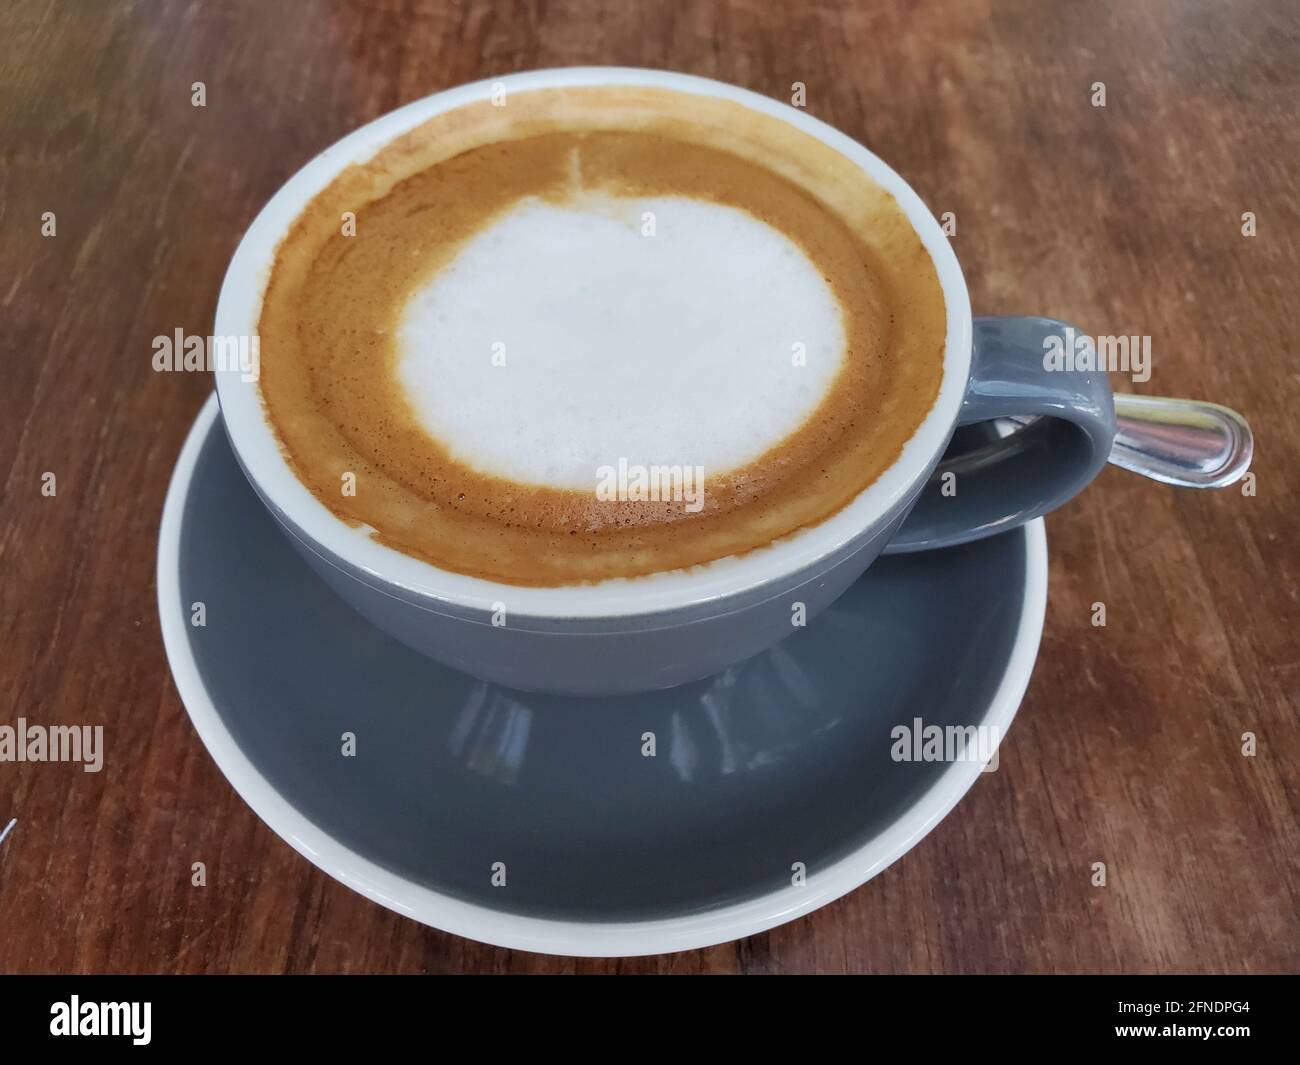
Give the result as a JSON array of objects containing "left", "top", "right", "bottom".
[
  {"left": 213, "top": 67, "right": 974, "bottom": 620},
  {"left": 160, "top": 394, "right": 1047, "bottom": 958}
]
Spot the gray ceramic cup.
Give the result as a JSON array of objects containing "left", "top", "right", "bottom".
[{"left": 214, "top": 68, "right": 1115, "bottom": 696}]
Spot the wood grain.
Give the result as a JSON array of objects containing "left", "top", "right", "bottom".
[{"left": 1, "top": 0, "right": 1296, "bottom": 974}]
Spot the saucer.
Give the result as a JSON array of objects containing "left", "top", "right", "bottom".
[{"left": 159, "top": 395, "right": 1046, "bottom": 956}]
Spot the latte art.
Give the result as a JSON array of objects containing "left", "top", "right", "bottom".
[{"left": 257, "top": 86, "right": 946, "bottom": 586}]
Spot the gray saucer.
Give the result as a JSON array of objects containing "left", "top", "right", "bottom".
[{"left": 160, "top": 397, "right": 1045, "bottom": 953}]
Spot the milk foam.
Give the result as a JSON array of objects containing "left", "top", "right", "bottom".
[{"left": 396, "top": 194, "right": 846, "bottom": 489}]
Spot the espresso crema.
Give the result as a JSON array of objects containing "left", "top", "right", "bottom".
[{"left": 258, "top": 86, "right": 946, "bottom": 586}]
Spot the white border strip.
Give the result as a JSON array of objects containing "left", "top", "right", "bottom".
[{"left": 159, "top": 395, "right": 1048, "bottom": 957}]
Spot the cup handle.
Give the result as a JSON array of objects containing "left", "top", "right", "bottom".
[{"left": 882, "top": 315, "right": 1116, "bottom": 554}]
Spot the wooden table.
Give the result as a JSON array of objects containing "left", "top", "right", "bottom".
[{"left": 2, "top": 0, "right": 1296, "bottom": 974}]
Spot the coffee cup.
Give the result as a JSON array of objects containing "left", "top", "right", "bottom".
[{"left": 214, "top": 67, "right": 1115, "bottom": 695}]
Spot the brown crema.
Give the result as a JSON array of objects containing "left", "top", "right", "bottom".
[{"left": 258, "top": 86, "right": 946, "bottom": 586}]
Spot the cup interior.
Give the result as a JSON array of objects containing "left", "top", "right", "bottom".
[{"left": 214, "top": 67, "right": 973, "bottom": 619}]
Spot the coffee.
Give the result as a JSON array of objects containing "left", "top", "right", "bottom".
[{"left": 258, "top": 86, "right": 946, "bottom": 586}]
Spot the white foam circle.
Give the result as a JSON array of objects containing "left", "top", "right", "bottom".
[{"left": 396, "top": 194, "right": 846, "bottom": 489}]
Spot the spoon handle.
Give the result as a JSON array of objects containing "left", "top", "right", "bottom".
[{"left": 1108, "top": 394, "right": 1254, "bottom": 488}]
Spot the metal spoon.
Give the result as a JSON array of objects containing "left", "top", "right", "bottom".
[
  {"left": 1004, "top": 395, "right": 1254, "bottom": 489},
  {"left": 1108, "top": 394, "right": 1254, "bottom": 488}
]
